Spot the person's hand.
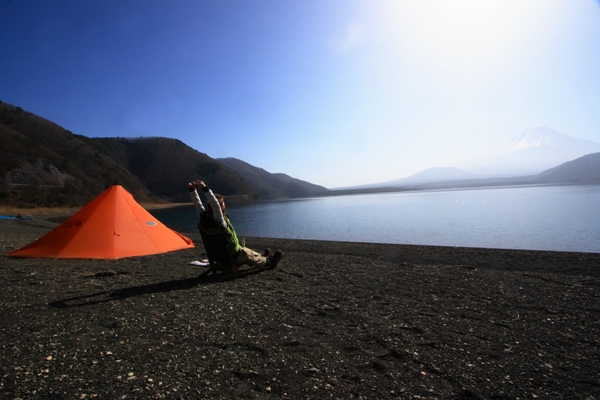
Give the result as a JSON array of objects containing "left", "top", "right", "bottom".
[{"left": 188, "top": 180, "right": 206, "bottom": 189}]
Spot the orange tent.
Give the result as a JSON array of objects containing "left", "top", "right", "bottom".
[{"left": 8, "top": 185, "right": 194, "bottom": 259}]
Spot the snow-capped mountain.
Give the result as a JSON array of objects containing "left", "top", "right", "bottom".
[
  {"left": 454, "top": 127, "right": 600, "bottom": 177},
  {"left": 486, "top": 127, "right": 595, "bottom": 155}
]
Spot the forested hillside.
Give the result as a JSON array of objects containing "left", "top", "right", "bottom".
[
  {"left": 84, "top": 137, "right": 255, "bottom": 202},
  {"left": 218, "top": 157, "right": 330, "bottom": 199},
  {"left": 0, "top": 101, "right": 153, "bottom": 206},
  {"left": 0, "top": 101, "right": 254, "bottom": 206}
]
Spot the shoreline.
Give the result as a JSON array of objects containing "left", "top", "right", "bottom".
[
  {"left": 3, "top": 208, "right": 600, "bottom": 273},
  {"left": 0, "top": 203, "right": 191, "bottom": 218},
  {"left": 3, "top": 181, "right": 597, "bottom": 214},
  {"left": 3, "top": 203, "right": 600, "bottom": 260},
  {"left": 1, "top": 219, "right": 599, "bottom": 398}
]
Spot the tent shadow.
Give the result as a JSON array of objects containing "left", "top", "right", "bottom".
[{"left": 48, "top": 268, "right": 263, "bottom": 308}]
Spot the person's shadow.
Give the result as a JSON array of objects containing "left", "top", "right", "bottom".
[{"left": 48, "top": 269, "right": 262, "bottom": 308}]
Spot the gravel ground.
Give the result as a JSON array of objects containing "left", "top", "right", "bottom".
[{"left": 1, "top": 218, "right": 599, "bottom": 399}]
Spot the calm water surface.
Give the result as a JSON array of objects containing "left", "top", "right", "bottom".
[{"left": 150, "top": 185, "right": 600, "bottom": 253}]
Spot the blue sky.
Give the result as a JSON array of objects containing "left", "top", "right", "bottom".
[{"left": 1, "top": 0, "right": 599, "bottom": 188}]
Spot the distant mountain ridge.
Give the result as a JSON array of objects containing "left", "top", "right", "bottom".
[
  {"left": 218, "top": 157, "right": 330, "bottom": 199},
  {"left": 538, "top": 152, "right": 600, "bottom": 183},
  {"left": 0, "top": 100, "right": 329, "bottom": 206},
  {"left": 2, "top": 100, "right": 599, "bottom": 207},
  {"left": 335, "top": 152, "right": 600, "bottom": 195},
  {"left": 342, "top": 127, "right": 600, "bottom": 192},
  {"left": 352, "top": 167, "right": 479, "bottom": 189}
]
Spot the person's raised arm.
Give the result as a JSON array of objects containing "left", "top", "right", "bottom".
[
  {"left": 204, "top": 190, "right": 227, "bottom": 229},
  {"left": 189, "top": 180, "right": 227, "bottom": 228},
  {"left": 188, "top": 180, "right": 206, "bottom": 217}
]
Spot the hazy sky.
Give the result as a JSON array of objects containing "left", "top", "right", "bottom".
[{"left": 1, "top": 0, "right": 599, "bottom": 188}]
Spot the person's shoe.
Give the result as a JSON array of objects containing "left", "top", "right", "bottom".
[
  {"left": 269, "top": 250, "right": 282, "bottom": 269},
  {"left": 263, "top": 248, "right": 272, "bottom": 257}
]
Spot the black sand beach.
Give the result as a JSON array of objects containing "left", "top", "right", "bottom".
[{"left": 1, "top": 217, "right": 599, "bottom": 399}]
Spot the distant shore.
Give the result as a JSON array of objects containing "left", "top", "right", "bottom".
[
  {"left": 1, "top": 181, "right": 597, "bottom": 222},
  {"left": 0, "top": 203, "right": 190, "bottom": 224},
  {"left": 0, "top": 205, "right": 77, "bottom": 219},
  {"left": 1, "top": 216, "right": 600, "bottom": 398}
]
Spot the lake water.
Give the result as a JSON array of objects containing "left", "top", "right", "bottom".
[{"left": 150, "top": 185, "right": 600, "bottom": 253}]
